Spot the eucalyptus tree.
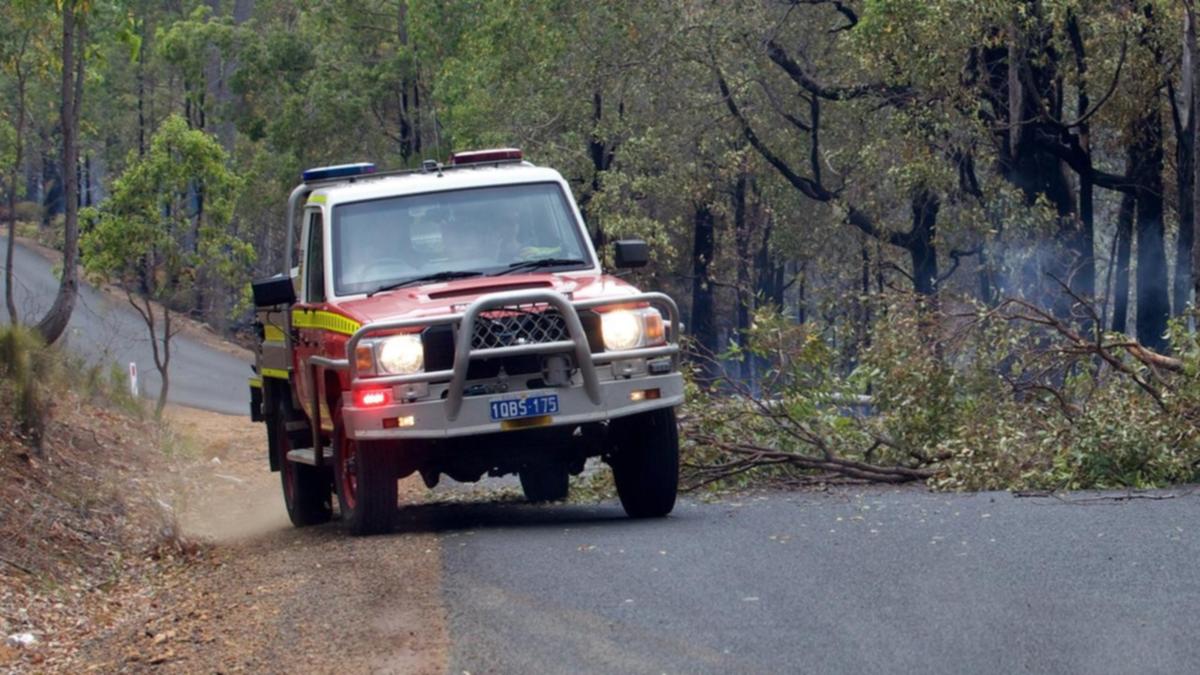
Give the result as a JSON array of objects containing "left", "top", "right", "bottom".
[
  {"left": 82, "top": 115, "right": 250, "bottom": 416},
  {"left": 712, "top": 0, "right": 963, "bottom": 303},
  {"left": 0, "top": 1, "right": 53, "bottom": 324},
  {"left": 34, "top": 0, "right": 88, "bottom": 345}
]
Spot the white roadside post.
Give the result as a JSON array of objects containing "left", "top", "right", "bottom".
[{"left": 128, "top": 362, "right": 138, "bottom": 397}]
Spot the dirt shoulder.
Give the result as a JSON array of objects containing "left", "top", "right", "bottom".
[
  {"left": 0, "top": 388, "right": 188, "bottom": 672},
  {"left": 73, "top": 406, "right": 449, "bottom": 674},
  {"left": 1, "top": 399, "right": 448, "bottom": 673}
]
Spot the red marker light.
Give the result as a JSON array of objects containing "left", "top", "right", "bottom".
[
  {"left": 449, "top": 148, "right": 523, "bottom": 165},
  {"left": 355, "top": 388, "right": 392, "bottom": 408}
]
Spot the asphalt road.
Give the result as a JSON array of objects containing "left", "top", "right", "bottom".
[
  {"left": 0, "top": 234, "right": 251, "bottom": 414},
  {"left": 414, "top": 487, "right": 1200, "bottom": 675},
  {"left": 9, "top": 235, "right": 1199, "bottom": 674}
]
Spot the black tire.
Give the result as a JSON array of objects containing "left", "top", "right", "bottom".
[
  {"left": 519, "top": 464, "right": 570, "bottom": 502},
  {"left": 272, "top": 405, "right": 333, "bottom": 527},
  {"left": 334, "top": 410, "right": 397, "bottom": 536},
  {"left": 609, "top": 407, "right": 679, "bottom": 518}
]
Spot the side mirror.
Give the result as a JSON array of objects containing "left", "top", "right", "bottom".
[
  {"left": 613, "top": 239, "right": 649, "bottom": 269},
  {"left": 252, "top": 274, "right": 296, "bottom": 307}
]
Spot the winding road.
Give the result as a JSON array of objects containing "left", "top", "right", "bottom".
[
  {"left": 0, "top": 234, "right": 251, "bottom": 414},
  {"left": 9, "top": 233, "right": 1200, "bottom": 674}
]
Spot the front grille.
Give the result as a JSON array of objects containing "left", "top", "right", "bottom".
[{"left": 472, "top": 309, "right": 568, "bottom": 350}]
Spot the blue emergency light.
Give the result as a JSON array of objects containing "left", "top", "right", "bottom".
[{"left": 301, "top": 162, "right": 377, "bottom": 183}]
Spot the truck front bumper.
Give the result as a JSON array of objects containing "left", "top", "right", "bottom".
[
  {"left": 308, "top": 288, "right": 686, "bottom": 442},
  {"left": 345, "top": 371, "right": 683, "bottom": 440}
]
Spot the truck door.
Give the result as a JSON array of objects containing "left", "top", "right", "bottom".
[{"left": 292, "top": 207, "right": 326, "bottom": 423}]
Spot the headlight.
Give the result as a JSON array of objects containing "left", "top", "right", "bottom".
[
  {"left": 601, "top": 308, "right": 666, "bottom": 351},
  {"left": 376, "top": 334, "right": 424, "bottom": 374}
]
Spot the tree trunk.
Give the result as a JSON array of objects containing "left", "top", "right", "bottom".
[
  {"left": 36, "top": 1, "right": 85, "bottom": 345},
  {"left": 1175, "top": 131, "right": 1194, "bottom": 316},
  {"left": 137, "top": 18, "right": 146, "bottom": 157},
  {"left": 732, "top": 173, "right": 752, "bottom": 379},
  {"left": 690, "top": 202, "right": 717, "bottom": 372},
  {"left": 6, "top": 38, "right": 28, "bottom": 325},
  {"left": 1112, "top": 192, "right": 1135, "bottom": 334},
  {"left": 1175, "top": 10, "right": 1195, "bottom": 316},
  {"left": 1190, "top": 1, "right": 1200, "bottom": 312},
  {"left": 582, "top": 91, "right": 617, "bottom": 250},
  {"left": 908, "top": 190, "right": 940, "bottom": 296},
  {"left": 985, "top": 15, "right": 1091, "bottom": 315},
  {"left": 1133, "top": 102, "right": 1170, "bottom": 351},
  {"left": 40, "top": 141, "right": 61, "bottom": 224},
  {"left": 795, "top": 262, "right": 807, "bottom": 325},
  {"left": 155, "top": 309, "right": 171, "bottom": 418},
  {"left": 857, "top": 235, "right": 871, "bottom": 356}
]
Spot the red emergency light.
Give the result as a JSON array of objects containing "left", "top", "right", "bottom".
[
  {"left": 449, "top": 148, "right": 523, "bottom": 165},
  {"left": 355, "top": 388, "right": 392, "bottom": 408}
]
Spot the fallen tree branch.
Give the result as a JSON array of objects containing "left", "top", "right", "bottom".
[{"left": 691, "top": 434, "right": 935, "bottom": 483}]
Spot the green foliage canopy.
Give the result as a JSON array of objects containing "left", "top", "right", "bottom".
[{"left": 83, "top": 114, "right": 252, "bottom": 306}]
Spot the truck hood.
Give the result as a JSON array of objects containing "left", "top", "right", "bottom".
[{"left": 334, "top": 272, "right": 641, "bottom": 325}]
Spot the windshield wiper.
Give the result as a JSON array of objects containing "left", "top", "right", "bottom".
[
  {"left": 494, "top": 258, "right": 588, "bottom": 276},
  {"left": 366, "top": 270, "right": 483, "bottom": 297}
]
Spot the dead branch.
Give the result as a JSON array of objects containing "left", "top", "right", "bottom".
[
  {"left": 988, "top": 297, "right": 1170, "bottom": 409},
  {"left": 692, "top": 434, "right": 935, "bottom": 483}
]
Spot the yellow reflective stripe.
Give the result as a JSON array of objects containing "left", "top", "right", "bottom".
[
  {"left": 248, "top": 376, "right": 263, "bottom": 388},
  {"left": 262, "top": 367, "right": 290, "bottom": 380},
  {"left": 307, "top": 194, "right": 327, "bottom": 205},
  {"left": 264, "top": 324, "right": 286, "bottom": 342},
  {"left": 292, "top": 309, "right": 361, "bottom": 336}
]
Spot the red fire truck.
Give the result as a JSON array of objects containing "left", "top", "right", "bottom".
[{"left": 249, "top": 150, "right": 683, "bottom": 535}]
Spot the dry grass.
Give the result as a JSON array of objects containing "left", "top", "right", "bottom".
[
  {"left": 0, "top": 391, "right": 206, "bottom": 671},
  {"left": 0, "top": 330, "right": 448, "bottom": 672},
  {"left": 0, "top": 329, "right": 207, "bottom": 671}
]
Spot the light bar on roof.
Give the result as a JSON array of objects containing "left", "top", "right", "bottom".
[
  {"left": 302, "top": 162, "right": 377, "bottom": 183},
  {"left": 449, "top": 148, "right": 523, "bottom": 165}
]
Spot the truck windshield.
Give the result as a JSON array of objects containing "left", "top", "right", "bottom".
[{"left": 332, "top": 182, "right": 592, "bottom": 296}]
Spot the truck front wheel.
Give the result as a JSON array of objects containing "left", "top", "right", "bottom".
[
  {"left": 273, "top": 402, "right": 333, "bottom": 527},
  {"left": 608, "top": 407, "right": 679, "bottom": 518},
  {"left": 334, "top": 409, "right": 397, "bottom": 535}
]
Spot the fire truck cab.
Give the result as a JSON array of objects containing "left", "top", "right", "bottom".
[{"left": 249, "top": 150, "right": 683, "bottom": 535}]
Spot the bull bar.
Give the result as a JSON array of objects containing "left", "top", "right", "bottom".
[{"left": 309, "top": 289, "right": 683, "bottom": 438}]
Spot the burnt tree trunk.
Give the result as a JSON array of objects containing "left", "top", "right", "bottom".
[
  {"left": 980, "top": 13, "right": 1092, "bottom": 316},
  {"left": 1112, "top": 192, "right": 1135, "bottom": 334},
  {"left": 798, "top": 265, "right": 808, "bottom": 324},
  {"left": 732, "top": 172, "right": 753, "bottom": 379},
  {"left": 1132, "top": 103, "right": 1170, "bottom": 351},
  {"left": 1176, "top": 165, "right": 1195, "bottom": 316},
  {"left": 580, "top": 89, "right": 619, "bottom": 247},
  {"left": 690, "top": 202, "right": 717, "bottom": 376},
  {"left": 1174, "top": 23, "right": 1195, "bottom": 316},
  {"left": 1192, "top": 1, "right": 1200, "bottom": 308},
  {"left": 907, "top": 190, "right": 940, "bottom": 296}
]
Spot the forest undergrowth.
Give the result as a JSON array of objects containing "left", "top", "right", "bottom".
[{"left": 684, "top": 291, "right": 1200, "bottom": 494}]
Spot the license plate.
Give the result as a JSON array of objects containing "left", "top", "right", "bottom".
[{"left": 490, "top": 394, "right": 559, "bottom": 421}]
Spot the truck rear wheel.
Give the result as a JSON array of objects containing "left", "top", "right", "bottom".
[
  {"left": 334, "top": 410, "right": 397, "bottom": 536},
  {"left": 608, "top": 407, "right": 679, "bottom": 518},
  {"left": 519, "top": 464, "right": 570, "bottom": 502},
  {"left": 273, "top": 403, "right": 332, "bottom": 527}
]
